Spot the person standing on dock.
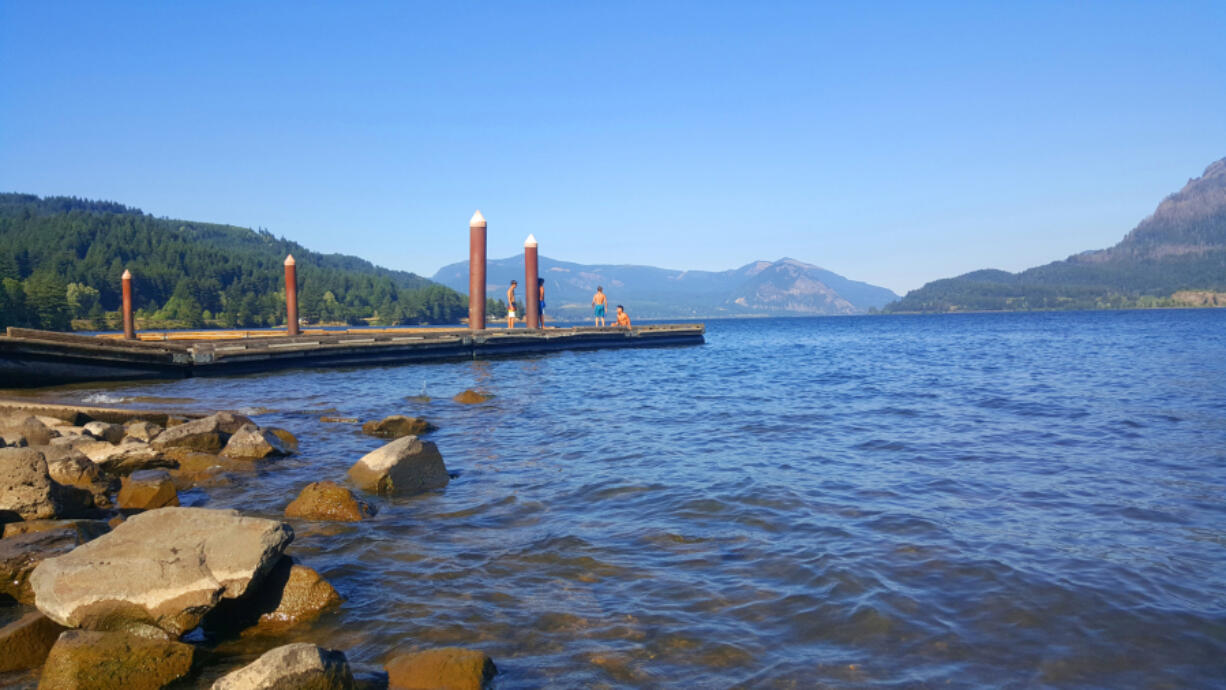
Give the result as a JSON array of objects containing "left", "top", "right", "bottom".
[
  {"left": 616, "top": 305, "right": 631, "bottom": 328},
  {"left": 538, "top": 278, "right": 547, "bottom": 328},
  {"left": 592, "top": 286, "right": 608, "bottom": 327},
  {"left": 506, "top": 280, "right": 518, "bottom": 328}
]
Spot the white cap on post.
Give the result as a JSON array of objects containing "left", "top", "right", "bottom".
[
  {"left": 524, "top": 234, "right": 538, "bottom": 248},
  {"left": 470, "top": 210, "right": 486, "bottom": 227},
  {"left": 285, "top": 254, "right": 295, "bottom": 266},
  {"left": 122, "top": 269, "right": 131, "bottom": 279}
]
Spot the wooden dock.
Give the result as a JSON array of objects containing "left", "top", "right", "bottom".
[{"left": 0, "top": 324, "right": 705, "bottom": 387}]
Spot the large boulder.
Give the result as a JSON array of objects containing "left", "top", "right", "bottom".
[
  {"left": 30, "top": 507, "right": 294, "bottom": 637},
  {"left": 362, "top": 415, "right": 437, "bottom": 439},
  {"left": 285, "top": 481, "right": 374, "bottom": 522},
  {"left": 384, "top": 647, "right": 496, "bottom": 690},
  {"left": 0, "top": 448, "right": 63, "bottom": 522},
  {"left": 347, "top": 437, "right": 449, "bottom": 495},
  {"left": 152, "top": 412, "right": 253, "bottom": 453},
  {"left": 0, "top": 610, "right": 66, "bottom": 672},
  {"left": 38, "top": 629, "right": 195, "bottom": 690},
  {"left": 212, "top": 642, "right": 356, "bottom": 690},
  {"left": 117, "top": 470, "right": 179, "bottom": 511},
  {"left": 205, "top": 556, "right": 341, "bottom": 635},
  {"left": 221, "top": 425, "right": 291, "bottom": 461},
  {"left": 0, "top": 529, "right": 89, "bottom": 604}
]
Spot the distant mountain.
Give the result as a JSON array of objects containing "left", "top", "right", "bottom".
[
  {"left": 431, "top": 256, "right": 898, "bottom": 320},
  {"left": 886, "top": 157, "right": 1226, "bottom": 312}
]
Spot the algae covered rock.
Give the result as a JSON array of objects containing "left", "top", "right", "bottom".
[
  {"left": 266, "top": 427, "right": 299, "bottom": 453},
  {"left": 38, "top": 629, "right": 195, "bottom": 690},
  {"left": 0, "top": 448, "right": 63, "bottom": 522},
  {"left": 452, "top": 390, "right": 491, "bottom": 404},
  {"left": 285, "top": 481, "right": 373, "bottom": 522},
  {"left": 118, "top": 470, "right": 180, "bottom": 510},
  {"left": 30, "top": 507, "right": 294, "bottom": 637},
  {"left": 347, "top": 436, "right": 449, "bottom": 495},
  {"left": 384, "top": 647, "right": 496, "bottom": 690},
  {"left": 0, "top": 610, "right": 65, "bottom": 672},
  {"left": 212, "top": 642, "right": 356, "bottom": 690},
  {"left": 362, "top": 415, "right": 437, "bottom": 439}
]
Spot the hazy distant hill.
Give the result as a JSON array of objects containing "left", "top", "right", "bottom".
[
  {"left": 886, "top": 157, "right": 1226, "bottom": 312},
  {"left": 431, "top": 256, "right": 898, "bottom": 320}
]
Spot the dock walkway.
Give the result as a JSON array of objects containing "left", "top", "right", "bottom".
[{"left": 0, "top": 324, "right": 705, "bottom": 387}]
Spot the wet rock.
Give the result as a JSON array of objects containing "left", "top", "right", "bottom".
[
  {"left": 347, "top": 436, "right": 449, "bottom": 495},
  {"left": 362, "top": 415, "right": 437, "bottom": 439},
  {"left": 285, "top": 481, "right": 373, "bottom": 522},
  {"left": 163, "top": 449, "right": 230, "bottom": 489},
  {"left": 123, "top": 420, "right": 163, "bottom": 443},
  {"left": 0, "top": 610, "right": 66, "bottom": 672},
  {"left": 152, "top": 412, "right": 252, "bottom": 453},
  {"left": 38, "top": 629, "right": 195, "bottom": 689},
  {"left": 321, "top": 416, "right": 359, "bottom": 424},
  {"left": 0, "top": 529, "right": 85, "bottom": 604},
  {"left": 384, "top": 647, "right": 496, "bottom": 690},
  {"left": 452, "top": 390, "right": 491, "bottom": 404},
  {"left": 266, "top": 427, "right": 299, "bottom": 453},
  {"left": 212, "top": 642, "right": 356, "bottom": 690},
  {"left": 221, "top": 425, "right": 291, "bottom": 461},
  {"left": 118, "top": 470, "right": 179, "bottom": 511},
  {"left": 31, "top": 507, "right": 293, "bottom": 637},
  {"left": 85, "top": 440, "right": 175, "bottom": 475},
  {"left": 3, "top": 519, "right": 110, "bottom": 541},
  {"left": 82, "top": 421, "right": 125, "bottom": 444},
  {"left": 205, "top": 556, "right": 342, "bottom": 635},
  {"left": 0, "top": 448, "right": 62, "bottom": 522}
]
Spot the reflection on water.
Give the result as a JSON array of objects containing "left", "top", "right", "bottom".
[{"left": 7, "top": 310, "right": 1226, "bottom": 687}]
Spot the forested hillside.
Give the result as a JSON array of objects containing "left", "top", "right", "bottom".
[
  {"left": 885, "top": 158, "right": 1226, "bottom": 312},
  {"left": 0, "top": 194, "right": 470, "bottom": 330}
]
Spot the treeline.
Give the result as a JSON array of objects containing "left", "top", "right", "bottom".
[
  {"left": 885, "top": 251, "right": 1226, "bottom": 313},
  {"left": 0, "top": 193, "right": 490, "bottom": 331}
]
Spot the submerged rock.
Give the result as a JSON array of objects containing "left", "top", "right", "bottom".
[
  {"left": 118, "top": 470, "right": 180, "bottom": 510},
  {"left": 0, "top": 610, "right": 66, "bottom": 672},
  {"left": 212, "top": 642, "right": 356, "bottom": 690},
  {"left": 30, "top": 507, "right": 294, "bottom": 637},
  {"left": 0, "top": 448, "right": 63, "bottom": 522},
  {"left": 362, "top": 415, "right": 437, "bottom": 439},
  {"left": 285, "top": 481, "right": 374, "bottom": 522},
  {"left": 347, "top": 436, "right": 449, "bottom": 495},
  {"left": 39, "top": 629, "right": 195, "bottom": 690},
  {"left": 452, "top": 390, "right": 491, "bottom": 404},
  {"left": 384, "top": 647, "right": 496, "bottom": 690}
]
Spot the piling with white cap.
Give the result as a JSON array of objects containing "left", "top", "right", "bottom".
[
  {"left": 121, "top": 269, "right": 135, "bottom": 340},
  {"left": 284, "top": 254, "right": 300, "bottom": 336},
  {"left": 469, "top": 211, "right": 487, "bottom": 330},
  {"left": 524, "top": 234, "right": 540, "bottom": 329}
]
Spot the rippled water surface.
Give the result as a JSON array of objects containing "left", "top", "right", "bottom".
[{"left": 11, "top": 310, "right": 1226, "bottom": 688}]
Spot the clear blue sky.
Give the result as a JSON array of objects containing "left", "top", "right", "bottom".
[{"left": 2, "top": 1, "right": 1223, "bottom": 295}]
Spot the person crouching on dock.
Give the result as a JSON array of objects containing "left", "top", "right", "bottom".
[
  {"left": 592, "top": 286, "right": 608, "bottom": 327},
  {"left": 616, "top": 305, "right": 631, "bottom": 328}
]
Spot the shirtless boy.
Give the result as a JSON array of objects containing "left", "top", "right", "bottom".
[
  {"left": 592, "top": 286, "right": 608, "bottom": 326},
  {"left": 506, "top": 280, "right": 517, "bottom": 328},
  {"left": 616, "top": 305, "right": 631, "bottom": 328}
]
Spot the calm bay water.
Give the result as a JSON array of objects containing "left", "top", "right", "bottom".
[{"left": 9, "top": 310, "right": 1226, "bottom": 688}]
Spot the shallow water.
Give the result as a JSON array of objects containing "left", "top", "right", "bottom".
[{"left": 7, "top": 310, "right": 1226, "bottom": 688}]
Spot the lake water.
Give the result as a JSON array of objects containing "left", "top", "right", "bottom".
[{"left": 8, "top": 310, "right": 1226, "bottom": 688}]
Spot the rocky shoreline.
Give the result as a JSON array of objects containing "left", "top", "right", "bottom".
[{"left": 0, "top": 400, "right": 496, "bottom": 689}]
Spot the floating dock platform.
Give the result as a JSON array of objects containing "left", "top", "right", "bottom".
[{"left": 0, "top": 324, "right": 705, "bottom": 388}]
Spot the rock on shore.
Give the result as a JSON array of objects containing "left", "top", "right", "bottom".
[
  {"left": 39, "top": 629, "right": 195, "bottom": 689},
  {"left": 212, "top": 642, "right": 356, "bottom": 690},
  {"left": 0, "top": 448, "right": 63, "bottom": 522},
  {"left": 30, "top": 507, "right": 294, "bottom": 637}
]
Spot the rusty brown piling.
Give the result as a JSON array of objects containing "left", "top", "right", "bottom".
[
  {"left": 121, "top": 269, "right": 135, "bottom": 340},
  {"left": 284, "top": 254, "right": 300, "bottom": 336},
  {"left": 524, "top": 234, "right": 540, "bottom": 329},
  {"left": 469, "top": 211, "right": 487, "bottom": 330}
]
